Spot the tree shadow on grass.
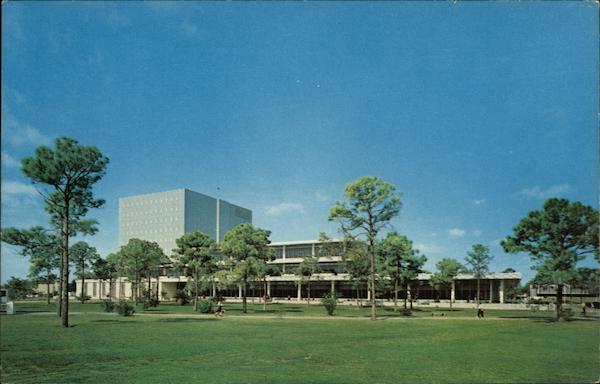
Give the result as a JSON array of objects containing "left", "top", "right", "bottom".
[
  {"left": 15, "top": 308, "right": 55, "bottom": 314},
  {"left": 139, "top": 309, "right": 173, "bottom": 314},
  {"left": 89, "top": 319, "right": 137, "bottom": 324},
  {"left": 226, "top": 307, "right": 304, "bottom": 314},
  {"left": 154, "top": 317, "right": 218, "bottom": 323}
]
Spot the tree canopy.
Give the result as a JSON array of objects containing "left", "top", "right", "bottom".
[
  {"left": 295, "top": 254, "right": 321, "bottom": 305},
  {"left": 172, "top": 231, "right": 218, "bottom": 311},
  {"left": 430, "top": 258, "right": 465, "bottom": 309},
  {"left": 219, "top": 223, "right": 273, "bottom": 313},
  {"left": 329, "top": 176, "right": 402, "bottom": 320},
  {"left": 70, "top": 241, "right": 99, "bottom": 303},
  {"left": 465, "top": 244, "right": 493, "bottom": 305},
  {"left": 114, "top": 238, "right": 166, "bottom": 304},
  {"left": 378, "top": 231, "right": 426, "bottom": 310},
  {"left": 1, "top": 226, "right": 60, "bottom": 304},
  {"left": 501, "top": 198, "right": 598, "bottom": 320},
  {"left": 21, "top": 136, "right": 108, "bottom": 327}
]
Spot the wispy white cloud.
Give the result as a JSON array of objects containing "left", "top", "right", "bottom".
[
  {"left": 472, "top": 230, "right": 482, "bottom": 237},
  {"left": 314, "top": 190, "right": 329, "bottom": 203},
  {"left": 1, "top": 152, "right": 20, "bottom": 169},
  {"left": 414, "top": 243, "right": 444, "bottom": 254},
  {"left": 448, "top": 228, "right": 466, "bottom": 238},
  {"left": 473, "top": 199, "right": 485, "bottom": 205},
  {"left": 265, "top": 202, "right": 305, "bottom": 216},
  {"left": 1, "top": 180, "right": 40, "bottom": 210},
  {"left": 2, "top": 112, "right": 50, "bottom": 147},
  {"left": 2, "top": 180, "right": 38, "bottom": 196},
  {"left": 516, "top": 184, "right": 573, "bottom": 199},
  {"left": 180, "top": 19, "right": 205, "bottom": 40}
]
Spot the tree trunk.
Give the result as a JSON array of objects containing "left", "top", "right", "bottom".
[
  {"left": 409, "top": 284, "right": 414, "bottom": 310},
  {"left": 556, "top": 283, "right": 563, "bottom": 321},
  {"left": 194, "top": 271, "right": 199, "bottom": 312},
  {"left": 80, "top": 265, "right": 85, "bottom": 304},
  {"left": 403, "top": 282, "right": 408, "bottom": 309},
  {"left": 369, "top": 238, "right": 376, "bottom": 321},
  {"left": 242, "top": 277, "right": 247, "bottom": 314},
  {"left": 155, "top": 274, "right": 160, "bottom": 302},
  {"left": 134, "top": 276, "right": 140, "bottom": 305},
  {"left": 476, "top": 278, "right": 481, "bottom": 306},
  {"left": 449, "top": 285, "right": 453, "bottom": 310},
  {"left": 57, "top": 276, "right": 62, "bottom": 316},
  {"left": 307, "top": 282, "right": 311, "bottom": 306},
  {"left": 394, "top": 278, "right": 398, "bottom": 312},
  {"left": 262, "top": 278, "right": 267, "bottom": 311},
  {"left": 46, "top": 272, "right": 51, "bottom": 305},
  {"left": 147, "top": 275, "right": 151, "bottom": 302},
  {"left": 60, "top": 204, "right": 70, "bottom": 328}
]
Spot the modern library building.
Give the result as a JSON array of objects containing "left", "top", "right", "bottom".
[{"left": 78, "top": 189, "right": 520, "bottom": 304}]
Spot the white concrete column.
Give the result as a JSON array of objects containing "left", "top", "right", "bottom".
[
  {"left": 407, "top": 284, "right": 412, "bottom": 302},
  {"left": 312, "top": 243, "right": 316, "bottom": 256},
  {"left": 451, "top": 281, "right": 456, "bottom": 303},
  {"left": 331, "top": 280, "right": 335, "bottom": 294},
  {"left": 158, "top": 281, "right": 163, "bottom": 301},
  {"left": 489, "top": 280, "right": 493, "bottom": 303},
  {"left": 267, "top": 281, "right": 271, "bottom": 297},
  {"left": 367, "top": 289, "right": 371, "bottom": 301},
  {"left": 212, "top": 282, "right": 216, "bottom": 297},
  {"left": 297, "top": 282, "right": 302, "bottom": 300},
  {"left": 238, "top": 285, "right": 242, "bottom": 298},
  {"left": 499, "top": 279, "right": 505, "bottom": 304},
  {"left": 282, "top": 245, "right": 286, "bottom": 259}
]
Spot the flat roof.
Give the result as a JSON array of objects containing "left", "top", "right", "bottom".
[
  {"left": 269, "top": 239, "right": 344, "bottom": 246},
  {"left": 417, "top": 272, "right": 521, "bottom": 280}
]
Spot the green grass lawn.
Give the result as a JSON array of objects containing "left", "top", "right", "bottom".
[
  {"left": 1, "top": 302, "right": 598, "bottom": 383},
  {"left": 12, "top": 300, "right": 596, "bottom": 320}
]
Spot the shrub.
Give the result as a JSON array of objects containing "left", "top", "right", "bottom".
[
  {"left": 115, "top": 300, "right": 135, "bottom": 316},
  {"left": 400, "top": 308, "right": 412, "bottom": 317},
  {"left": 321, "top": 292, "right": 339, "bottom": 316},
  {"left": 174, "top": 290, "right": 189, "bottom": 305},
  {"left": 76, "top": 295, "right": 91, "bottom": 303},
  {"left": 101, "top": 300, "right": 115, "bottom": 313},
  {"left": 197, "top": 299, "right": 214, "bottom": 313},
  {"left": 561, "top": 307, "right": 574, "bottom": 321},
  {"left": 141, "top": 294, "right": 159, "bottom": 310}
]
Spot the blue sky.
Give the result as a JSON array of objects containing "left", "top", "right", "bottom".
[{"left": 2, "top": 2, "right": 598, "bottom": 283}]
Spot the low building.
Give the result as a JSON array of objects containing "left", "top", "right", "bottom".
[
  {"left": 529, "top": 284, "right": 594, "bottom": 299},
  {"left": 78, "top": 239, "right": 520, "bottom": 304}
]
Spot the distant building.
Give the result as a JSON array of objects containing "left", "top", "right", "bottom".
[
  {"left": 529, "top": 284, "right": 594, "bottom": 299},
  {"left": 118, "top": 188, "right": 252, "bottom": 254}
]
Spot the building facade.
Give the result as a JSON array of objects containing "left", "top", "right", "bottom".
[
  {"left": 118, "top": 188, "right": 252, "bottom": 253},
  {"left": 80, "top": 238, "right": 520, "bottom": 304}
]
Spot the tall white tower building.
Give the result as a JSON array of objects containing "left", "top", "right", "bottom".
[{"left": 118, "top": 189, "right": 252, "bottom": 255}]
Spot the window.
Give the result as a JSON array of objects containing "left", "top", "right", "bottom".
[
  {"left": 286, "top": 246, "right": 312, "bottom": 258},
  {"left": 273, "top": 247, "right": 284, "bottom": 259}
]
